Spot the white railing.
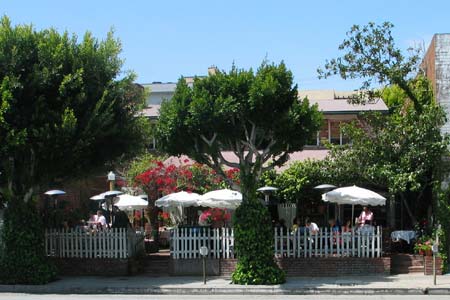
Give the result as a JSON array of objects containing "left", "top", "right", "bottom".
[
  {"left": 171, "top": 227, "right": 234, "bottom": 259},
  {"left": 170, "top": 226, "right": 382, "bottom": 259},
  {"left": 274, "top": 226, "right": 382, "bottom": 258},
  {"left": 45, "top": 228, "right": 144, "bottom": 259}
]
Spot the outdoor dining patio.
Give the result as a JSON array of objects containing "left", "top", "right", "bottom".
[{"left": 43, "top": 185, "right": 403, "bottom": 263}]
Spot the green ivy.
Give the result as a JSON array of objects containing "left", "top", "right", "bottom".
[
  {"left": 0, "top": 196, "right": 56, "bottom": 284},
  {"left": 232, "top": 198, "right": 285, "bottom": 285},
  {"left": 435, "top": 184, "right": 450, "bottom": 273}
]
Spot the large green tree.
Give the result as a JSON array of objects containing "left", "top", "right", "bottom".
[
  {"left": 156, "top": 61, "right": 322, "bottom": 284},
  {"left": 0, "top": 17, "right": 150, "bottom": 283},
  {"left": 318, "top": 21, "right": 423, "bottom": 112},
  {"left": 318, "top": 21, "right": 450, "bottom": 226}
]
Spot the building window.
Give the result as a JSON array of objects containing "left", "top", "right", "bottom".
[
  {"left": 329, "top": 121, "right": 341, "bottom": 145},
  {"left": 309, "top": 119, "right": 352, "bottom": 147}
]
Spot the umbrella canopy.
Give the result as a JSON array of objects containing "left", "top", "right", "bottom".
[
  {"left": 321, "top": 185, "right": 386, "bottom": 206},
  {"left": 44, "top": 190, "right": 66, "bottom": 196},
  {"left": 198, "top": 189, "right": 242, "bottom": 209},
  {"left": 113, "top": 194, "right": 148, "bottom": 211},
  {"left": 322, "top": 185, "right": 386, "bottom": 227},
  {"left": 155, "top": 191, "right": 202, "bottom": 208},
  {"left": 90, "top": 190, "right": 123, "bottom": 201}
]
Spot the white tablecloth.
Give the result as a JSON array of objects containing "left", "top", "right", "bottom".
[{"left": 391, "top": 230, "right": 416, "bottom": 244}]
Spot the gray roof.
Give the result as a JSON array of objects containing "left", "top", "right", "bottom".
[
  {"left": 139, "top": 89, "right": 388, "bottom": 118},
  {"left": 140, "top": 105, "right": 160, "bottom": 119},
  {"left": 141, "top": 83, "right": 177, "bottom": 93},
  {"left": 298, "top": 90, "right": 388, "bottom": 114}
]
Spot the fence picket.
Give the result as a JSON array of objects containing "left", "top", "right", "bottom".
[
  {"left": 45, "top": 226, "right": 382, "bottom": 260},
  {"left": 43, "top": 228, "right": 143, "bottom": 259}
]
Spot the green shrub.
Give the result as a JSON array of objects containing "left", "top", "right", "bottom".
[
  {"left": 231, "top": 198, "right": 285, "bottom": 285},
  {"left": 0, "top": 197, "right": 57, "bottom": 284}
]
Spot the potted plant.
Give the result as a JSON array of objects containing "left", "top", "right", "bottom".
[{"left": 414, "top": 237, "right": 433, "bottom": 256}]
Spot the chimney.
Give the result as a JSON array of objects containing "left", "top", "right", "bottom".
[{"left": 208, "top": 65, "right": 218, "bottom": 76}]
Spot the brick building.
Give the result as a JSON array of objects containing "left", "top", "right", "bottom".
[{"left": 422, "top": 33, "right": 450, "bottom": 135}]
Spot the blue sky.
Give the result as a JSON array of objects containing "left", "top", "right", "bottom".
[{"left": 2, "top": 0, "right": 449, "bottom": 90}]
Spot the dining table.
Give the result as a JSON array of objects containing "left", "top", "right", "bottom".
[{"left": 390, "top": 230, "right": 416, "bottom": 244}]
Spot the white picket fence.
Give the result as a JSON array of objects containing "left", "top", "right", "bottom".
[
  {"left": 170, "top": 226, "right": 383, "bottom": 259},
  {"left": 171, "top": 227, "right": 234, "bottom": 259},
  {"left": 45, "top": 228, "right": 145, "bottom": 259},
  {"left": 274, "top": 226, "right": 383, "bottom": 258}
]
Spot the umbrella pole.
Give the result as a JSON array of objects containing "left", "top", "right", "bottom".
[{"left": 351, "top": 204, "right": 354, "bottom": 228}]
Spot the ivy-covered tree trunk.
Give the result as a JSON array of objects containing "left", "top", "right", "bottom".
[
  {"left": 0, "top": 196, "right": 56, "bottom": 284},
  {"left": 148, "top": 200, "right": 160, "bottom": 248},
  {"left": 231, "top": 170, "right": 285, "bottom": 284}
]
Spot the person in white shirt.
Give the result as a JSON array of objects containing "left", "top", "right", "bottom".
[
  {"left": 95, "top": 210, "right": 107, "bottom": 229},
  {"left": 305, "top": 218, "right": 319, "bottom": 235}
]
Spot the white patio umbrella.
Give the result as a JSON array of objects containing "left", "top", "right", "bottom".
[
  {"left": 155, "top": 191, "right": 202, "bottom": 208},
  {"left": 198, "top": 189, "right": 242, "bottom": 209},
  {"left": 321, "top": 185, "right": 386, "bottom": 226},
  {"left": 113, "top": 194, "right": 148, "bottom": 211},
  {"left": 90, "top": 190, "right": 123, "bottom": 200}
]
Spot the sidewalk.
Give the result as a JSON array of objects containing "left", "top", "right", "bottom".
[{"left": 1, "top": 274, "right": 449, "bottom": 295}]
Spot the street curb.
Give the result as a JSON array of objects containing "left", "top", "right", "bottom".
[{"left": 1, "top": 286, "right": 450, "bottom": 295}]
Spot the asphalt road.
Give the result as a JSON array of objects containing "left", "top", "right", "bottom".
[{"left": 1, "top": 295, "right": 450, "bottom": 300}]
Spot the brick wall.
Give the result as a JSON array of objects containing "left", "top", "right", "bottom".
[
  {"left": 169, "top": 258, "right": 220, "bottom": 276},
  {"left": 424, "top": 34, "right": 450, "bottom": 136},
  {"left": 220, "top": 258, "right": 238, "bottom": 277},
  {"left": 276, "top": 257, "right": 390, "bottom": 277},
  {"left": 424, "top": 256, "right": 443, "bottom": 275},
  {"left": 50, "top": 258, "right": 135, "bottom": 276},
  {"left": 171, "top": 257, "right": 391, "bottom": 277}
]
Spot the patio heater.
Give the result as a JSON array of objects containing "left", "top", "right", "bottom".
[
  {"left": 257, "top": 186, "right": 278, "bottom": 205},
  {"left": 44, "top": 189, "right": 66, "bottom": 208},
  {"left": 107, "top": 171, "right": 116, "bottom": 191},
  {"left": 313, "top": 184, "right": 337, "bottom": 221},
  {"left": 44, "top": 189, "right": 66, "bottom": 227},
  {"left": 107, "top": 171, "right": 117, "bottom": 225}
]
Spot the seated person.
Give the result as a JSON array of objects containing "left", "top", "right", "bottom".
[
  {"left": 342, "top": 220, "right": 352, "bottom": 232},
  {"left": 95, "top": 210, "right": 107, "bottom": 229},
  {"left": 328, "top": 218, "right": 341, "bottom": 233},
  {"left": 305, "top": 217, "right": 319, "bottom": 235},
  {"left": 291, "top": 217, "right": 301, "bottom": 234}
]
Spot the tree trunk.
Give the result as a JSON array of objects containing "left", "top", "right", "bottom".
[
  {"left": 400, "top": 193, "right": 417, "bottom": 225},
  {"left": 147, "top": 200, "right": 160, "bottom": 249}
]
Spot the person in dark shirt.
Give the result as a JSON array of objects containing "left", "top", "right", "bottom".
[{"left": 111, "top": 206, "right": 132, "bottom": 229}]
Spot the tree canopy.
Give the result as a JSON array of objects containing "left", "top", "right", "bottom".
[
  {"left": 0, "top": 16, "right": 150, "bottom": 201},
  {"left": 317, "top": 21, "right": 423, "bottom": 112},
  {"left": 156, "top": 61, "right": 322, "bottom": 195},
  {"left": 317, "top": 21, "right": 450, "bottom": 226}
]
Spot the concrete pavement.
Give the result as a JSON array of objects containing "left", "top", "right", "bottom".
[{"left": 1, "top": 274, "right": 449, "bottom": 295}]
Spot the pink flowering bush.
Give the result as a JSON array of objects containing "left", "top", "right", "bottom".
[{"left": 199, "top": 208, "right": 231, "bottom": 226}]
